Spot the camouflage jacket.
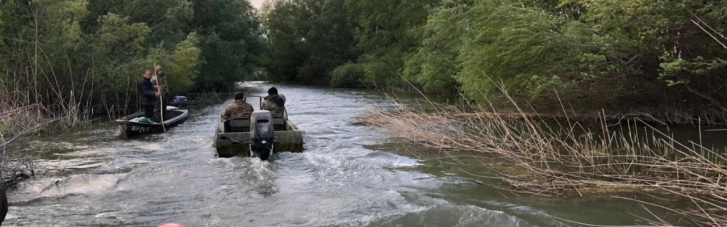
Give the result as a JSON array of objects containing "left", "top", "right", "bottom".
[
  {"left": 221, "top": 100, "right": 254, "bottom": 119},
  {"left": 152, "top": 74, "right": 169, "bottom": 98},
  {"left": 261, "top": 94, "right": 286, "bottom": 116}
]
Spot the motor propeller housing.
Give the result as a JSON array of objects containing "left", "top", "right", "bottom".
[{"left": 250, "top": 110, "right": 275, "bottom": 160}]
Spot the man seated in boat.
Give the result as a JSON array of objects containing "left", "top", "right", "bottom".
[
  {"left": 261, "top": 87, "right": 286, "bottom": 117},
  {"left": 221, "top": 92, "right": 254, "bottom": 120}
]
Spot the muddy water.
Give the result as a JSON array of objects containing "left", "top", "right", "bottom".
[{"left": 3, "top": 82, "right": 682, "bottom": 226}]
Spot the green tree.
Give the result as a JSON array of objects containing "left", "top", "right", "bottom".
[
  {"left": 191, "top": 0, "right": 268, "bottom": 91},
  {"left": 263, "top": 0, "right": 359, "bottom": 84},
  {"left": 1, "top": 0, "right": 266, "bottom": 115},
  {"left": 342, "top": 0, "right": 441, "bottom": 88},
  {"left": 403, "top": 0, "right": 472, "bottom": 94},
  {"left": 143, "top": 32, "right": 201, "bottom": 94},
  {"left": 261, "top": 0, "right": 317, "bottom": 82}
]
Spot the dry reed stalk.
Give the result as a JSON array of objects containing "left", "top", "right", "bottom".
[
  {"left": 0, "top": 86, "right": 86, "bottom": 188},
  {"left": 0, "top": 99, "right": 43, "bottom": 188},
  {"left": 357, "top": 99, "right": 727, "bottom": 226}
]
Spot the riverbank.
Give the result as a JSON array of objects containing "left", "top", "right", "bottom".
[{"left": 357, "top": 98, "right": 727, "bottom": 226}]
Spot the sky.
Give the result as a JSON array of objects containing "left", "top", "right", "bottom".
[{"left": 250, "top": 0, "right": 265, "bottom": 9}]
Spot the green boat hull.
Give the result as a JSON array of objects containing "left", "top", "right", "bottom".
[{"left": 213, "top": 119, "right": 304, "bottom": 158}]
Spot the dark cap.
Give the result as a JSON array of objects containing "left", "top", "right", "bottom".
[
  {"left": 268, "top": 87, "right": 278, "bottom": 95},
  {"left": 234, "top": 92, "right": 245, "bottom": 100}
]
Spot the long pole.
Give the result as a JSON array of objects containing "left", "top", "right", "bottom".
[{"left": 155, "top": 62, "right": 166, "bottom": 132}]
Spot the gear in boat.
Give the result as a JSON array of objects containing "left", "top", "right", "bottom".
[{"left": 213, "top": 96, "right": 303, "bottom": 160}]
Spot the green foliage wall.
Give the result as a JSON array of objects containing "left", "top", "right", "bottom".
[
  {"left": 262, "top": 0, "right": 359, "bottom": 84},
  {"left": 263, "top": 0, "right": 727, "bottom": 120},
  {"left": 0, "top": 0, "right": 268, "bottom": 113},
  {"left": 6, "top": 0, "right": 727, "bottom": 119}
]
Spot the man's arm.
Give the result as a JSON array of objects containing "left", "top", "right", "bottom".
[{"left": 221, "top": 106, "right": 230, "bottom": 118}]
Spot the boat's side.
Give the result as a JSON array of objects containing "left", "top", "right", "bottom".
[
  {"left": 214, "top": 120, "right": 252, "bottom": 157},
  {"left": 117, "top": 109, "right": 189, "bottom": 138},
  {"left": 214, "top": 130, "right": 252, "bottom": 158},
  {"left": 276, "top": 119, "right": 304, "bottom": 152},
  {"left": 120, "top": 121, "right": 165, "bottom": 137},
  {"left": 163, "top": 109, "right": 189, "bottom": 128}
]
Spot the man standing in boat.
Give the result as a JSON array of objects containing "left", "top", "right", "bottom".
[
  {"left": 152, "top": 65, "right": 169, "bottom": 122},
  {"left": 261, "top": 87, "right": 286, "bottom": 117},
  {"left": 221, "top": 92, "right": 255, "bottom": 119},
  {"left": 139, "top": 70, "right": 161, "bottom": 121}
]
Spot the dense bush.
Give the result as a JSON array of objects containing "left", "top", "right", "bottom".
[
  {"left": 263, "top": 0, "right": 727, "bottom": 122},
  {"left": 330, "top": 62, "right": 365, "bottom": 88}
]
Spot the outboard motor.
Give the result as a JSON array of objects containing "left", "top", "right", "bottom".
[
  {"left": 169, "top": 96, "right": 188, "bottom": 109},
  {"left": 250, "top": 110, "right": 275, "bottom": 160}
]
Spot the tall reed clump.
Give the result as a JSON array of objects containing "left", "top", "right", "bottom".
[
  {"left": 0, "top": 93, "right": 45, "bottom": 188},
  {"left": 0, "top": 88, "right": 93, "bottom": 137},
  {"left": 0, "top": 78, "right": 95, "bottom": 187},
  {"left": 357, "top": 93, "right": 727, "bottom": 226}
]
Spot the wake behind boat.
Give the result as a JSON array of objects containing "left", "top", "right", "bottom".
[{"left": 116, "top": 106, "right": 189, "bottom": 138}]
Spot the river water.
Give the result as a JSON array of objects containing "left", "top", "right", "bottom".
[{"left": 3, "top": 82, "right": 694, "bottom": 226}]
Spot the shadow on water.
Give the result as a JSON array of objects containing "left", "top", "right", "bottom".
[{"left": 1, "top": 81, "right": 704, "bottom": 226}]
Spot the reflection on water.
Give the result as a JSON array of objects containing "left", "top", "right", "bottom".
[{"left": 3, "top": 81, "right": 697, "bottom": 226}]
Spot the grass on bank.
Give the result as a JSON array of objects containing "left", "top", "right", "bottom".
[{"left": 357, "top": 91, "right": 727, "bottom": 226}]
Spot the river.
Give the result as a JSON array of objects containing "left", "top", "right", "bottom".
[{"left": 3, "top": 82, "right": 700, "bottom": 226}]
